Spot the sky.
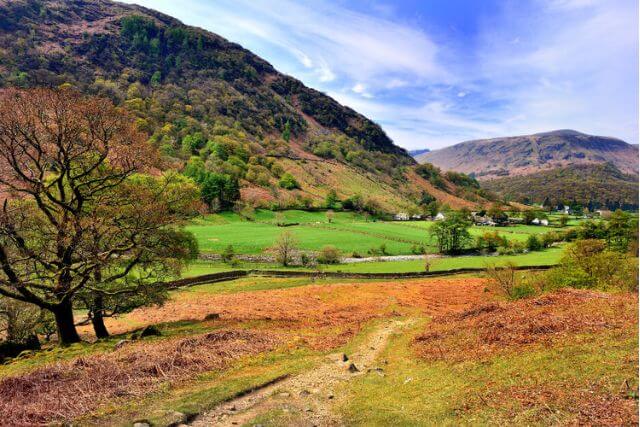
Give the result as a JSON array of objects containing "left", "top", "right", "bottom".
[{"left": 121, "top": 0, "right": 639, "bottom": 150}]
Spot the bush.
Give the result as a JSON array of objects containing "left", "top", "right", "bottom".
[
  {"left": 278, "top": 173, "right": 300, "bottom": 190},
  {"left": 300, "top": 253, "right": 312, "bottom": 267},
  {"left": 221, "top": 245, "right": 235, "bottom": 263},
  {"left": 541, "top": 239, "right": 639, "bottom": 292},
  {"left": 411, "top": 244, "right": 426, "bottom": 255},
  {"left": 476, "top": 231, "right": 507, "bottom": 252},
  {"left": 526, "top": 235, "right": 543, "bottom": 251},
  {"left": 486, "top": 263, "right": 520, "bottom": 299},
  {"left": 317, "top": 245, "right": 341, "bottom": 264}
]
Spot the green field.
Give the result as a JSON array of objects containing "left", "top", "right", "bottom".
[
  {"left": 186, "top": 210, "right": 566, "bottom": 256},
  {"left": 183, "top": 247, "right": 564, "bottom": 276},
  {"left": 322, "top": 247, "right": 564, "bottom": 273}
]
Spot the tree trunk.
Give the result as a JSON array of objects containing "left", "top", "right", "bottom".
[
  {"left": 53, "top": 300, "right": 81, "bottom": 345},
  {"left": 90, "top": 295, "right": 109, "bottom": 339}
]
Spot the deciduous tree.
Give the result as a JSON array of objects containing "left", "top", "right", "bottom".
[{"left": 0, "top": 88, "right": 200, "bottom": 344}]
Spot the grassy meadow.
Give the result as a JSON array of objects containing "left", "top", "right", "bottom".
[{"left": 185, "top": 209, "right": 569, "bottom": 256}]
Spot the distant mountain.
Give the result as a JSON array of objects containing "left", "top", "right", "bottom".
[
  {"left": 409, "top": 148, "right": 430, "bottom": 157},
  {"left": 0, "top": 0, "right": 488, "bottom": 211},
  {"left": 482, "top": 163, "right": 638, "bottom": 210},
  {"left": 416, "top": 130, "right": 639, "bottom": 180}
]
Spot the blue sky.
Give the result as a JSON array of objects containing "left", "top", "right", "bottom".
[{"left": 122, "top": 0, "right": 638, "bottom": 150}]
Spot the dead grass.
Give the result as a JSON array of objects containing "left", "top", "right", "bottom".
[
  {"left": 0, "top": 330, "right": 277, "bottom": 425},
  {"left": 500, "top": 381, "right": 638, "bottom": 426},
  {"left": 105, "top": 277, "right": 489, "bottom": 350},
  {"left": 414, "top": 288, "right": 638, "bottom": 362}
]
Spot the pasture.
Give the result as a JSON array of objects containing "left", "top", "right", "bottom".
[{"left": 186, "top": 209, "right": 567, "bottom": 256}]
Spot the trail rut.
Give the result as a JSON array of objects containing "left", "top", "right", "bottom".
[{"left": 189, "top": 319, "right": 411, "bottom": 427}]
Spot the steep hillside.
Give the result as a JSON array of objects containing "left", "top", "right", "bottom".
[
  {"left": 417, "top": 130, "right": 639, "bottom": 180},
  {"left": 482, "top": 163, "right": 639, "bottom": 210},
  {"left": 0, "top": 0, "right": 486, "bottom": 211}
]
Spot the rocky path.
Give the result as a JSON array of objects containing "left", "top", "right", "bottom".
[{"left": 188, "top": 319, "right": 411, "bottom": 427}]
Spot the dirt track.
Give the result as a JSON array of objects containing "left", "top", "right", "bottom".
[{"left": 190, "top": 319, "right": 413, "bottom": 426}]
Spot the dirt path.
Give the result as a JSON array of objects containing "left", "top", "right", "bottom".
[{"left": 189, "top": 319, "right": 411, "bottom": 427}]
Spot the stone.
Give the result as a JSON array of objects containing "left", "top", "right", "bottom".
[
  {"left": 133, "top": 422, "right": 150, "bottom": 427},
  {"left": 341, "top": 353, "right": 349, "bottom": 362},
  {"left": 204, "top": 313, "right": 220, "bottom": 321},
  {"left": 139, "top": 325, "right": 161, "bottom": 338},
  {"left": 347, "top": 363, "right": 359, "bottom": 373}
]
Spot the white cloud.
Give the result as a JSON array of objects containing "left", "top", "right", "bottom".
[{"left": 121, "top": 0, "right": 638, "bottom": 149}]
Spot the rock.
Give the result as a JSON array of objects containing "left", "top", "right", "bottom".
[
  {"left": 228, "top": 405, "right": 236, "bottom": 411},
  {"left": 341, "top": 353, "right": 349, "bottom": 362},
  {"left": 204, "top": 312, "right": 220, "bottom": 321},
  {"left": 347, "top": 363, "right": 359, "bottom": 373},
  {"left": 300, "top": 389, "right": 311, "bottom": 396},
  {"left": 133, "top": 422, "right": 150, "bottom": 427},
  {"left": 278, "top": 392, "right": 291, "bottom": 398},
  {"left": 139, "top": 325, "right": 161, "bottom": 338},
  {"left": 114, "top": 339, "right": 131, "bottom": 349},
  {"left": 165, "top": 411, "right": 186, "bottom": 424},
  {"left": 327, "top": 393, "right": 334, "bottom": 399},
  {"left": 305, "top": 407, "right": 313, "bottom": 412}
]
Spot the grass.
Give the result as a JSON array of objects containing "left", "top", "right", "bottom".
[
  {"left": 2, "top": 270, "right": 636, "bottom": 426},
  {"left": 335, "top": 311, "right": 638, "bottom": 425},
  {"left": 185, "top": 210, "right": 572, "bottom": 256},
  {"left": 182, "top": 247, "right": 564, "bottom": 276}
]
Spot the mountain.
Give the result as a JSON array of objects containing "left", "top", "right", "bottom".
[
  {"left": 482, "top": 163, "right": 639, "bottom": 210},
  {"left": 409, "top": 148, "right": 430, "bottom": 157},
  {"left": 0, "top": 0, "right": 486, "bottom": 211},
  {"left": 416, "top": 130, "right": 639, "bottom": 180}
]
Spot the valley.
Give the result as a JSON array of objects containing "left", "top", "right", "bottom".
[{"left": 0, "top": 1, "right": 636, "bottom": 426}]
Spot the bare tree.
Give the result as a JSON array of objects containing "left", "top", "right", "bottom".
[
  {"left": 0, "top": 88, "right": 200, "bottom": 344},
  {"left": 485, "top": 263, "right": 519, "bottom": 298},
  {"left": 274, "top": 231, "right": 298, "bottom": 267}
]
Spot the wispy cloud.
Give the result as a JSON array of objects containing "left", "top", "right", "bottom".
[{"left": 122, "top": 0, "right": 638, "bottom": 149}]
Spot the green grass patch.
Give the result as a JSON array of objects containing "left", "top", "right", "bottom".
[{"left": 336, "top": 318, "right": 638, "bottom": 425}]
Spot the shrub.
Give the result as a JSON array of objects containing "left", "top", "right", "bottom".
[
  {"left": 541, "top": 239, "right": 639, "bottom": 292},
  {"left": 526, "top": 235, "right": 543, "bottom": 251},
  {"left": 278, "top": 173, "right": 300, "bottom": 190},
  {"left": 476, "top": 231, "right": 507, "bottom": 252},
  {"left": 485, "top": 263, "right": 519, "bottom": 299},
  {"left": 221, "top": 245, "right": 235, "bottom": 263},
  {"left": 317, "top": 245, "right": 341, "bottom": 264},
  {"left": 411, "top": 244, "right": 426, "bottom": 255},
  {"left": 300, "top": 253, "right": 311, "bottom": 267},
  {"left": 511, "top": 283, "right": 537, "bottom": 299}
]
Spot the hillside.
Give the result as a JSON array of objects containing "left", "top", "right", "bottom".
[
  {"left": 409, "top": 148, "right": 430, "bottom": 157},
  {"left": 482, "top": 163, "right": 639, "bottom": 210},
  {"left": 417, "top": 130, "right": 639, "bottom": 180},
  {"left": 0, "top": 0, "right": 486, "bottom": 212}
]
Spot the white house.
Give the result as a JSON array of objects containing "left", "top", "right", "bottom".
[
  {"left": 394, "top": 212, "right": 410, "bottom": 221},
  {"left": 540, "top": 219, "right": 549, "bottom": 226},
  {"left": 531, "top": 218, "right": 540, "bottom": 225},
  {"left": 434, "top": 212, "right": 446, "bottom": 221}
]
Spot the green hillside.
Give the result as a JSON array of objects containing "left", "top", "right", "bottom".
[
  {"left": 482, "top": 163, "right": 639, "bottom": 210},
  {"left": 0, "top": 0, "right": 487, "bottom": 212}
]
